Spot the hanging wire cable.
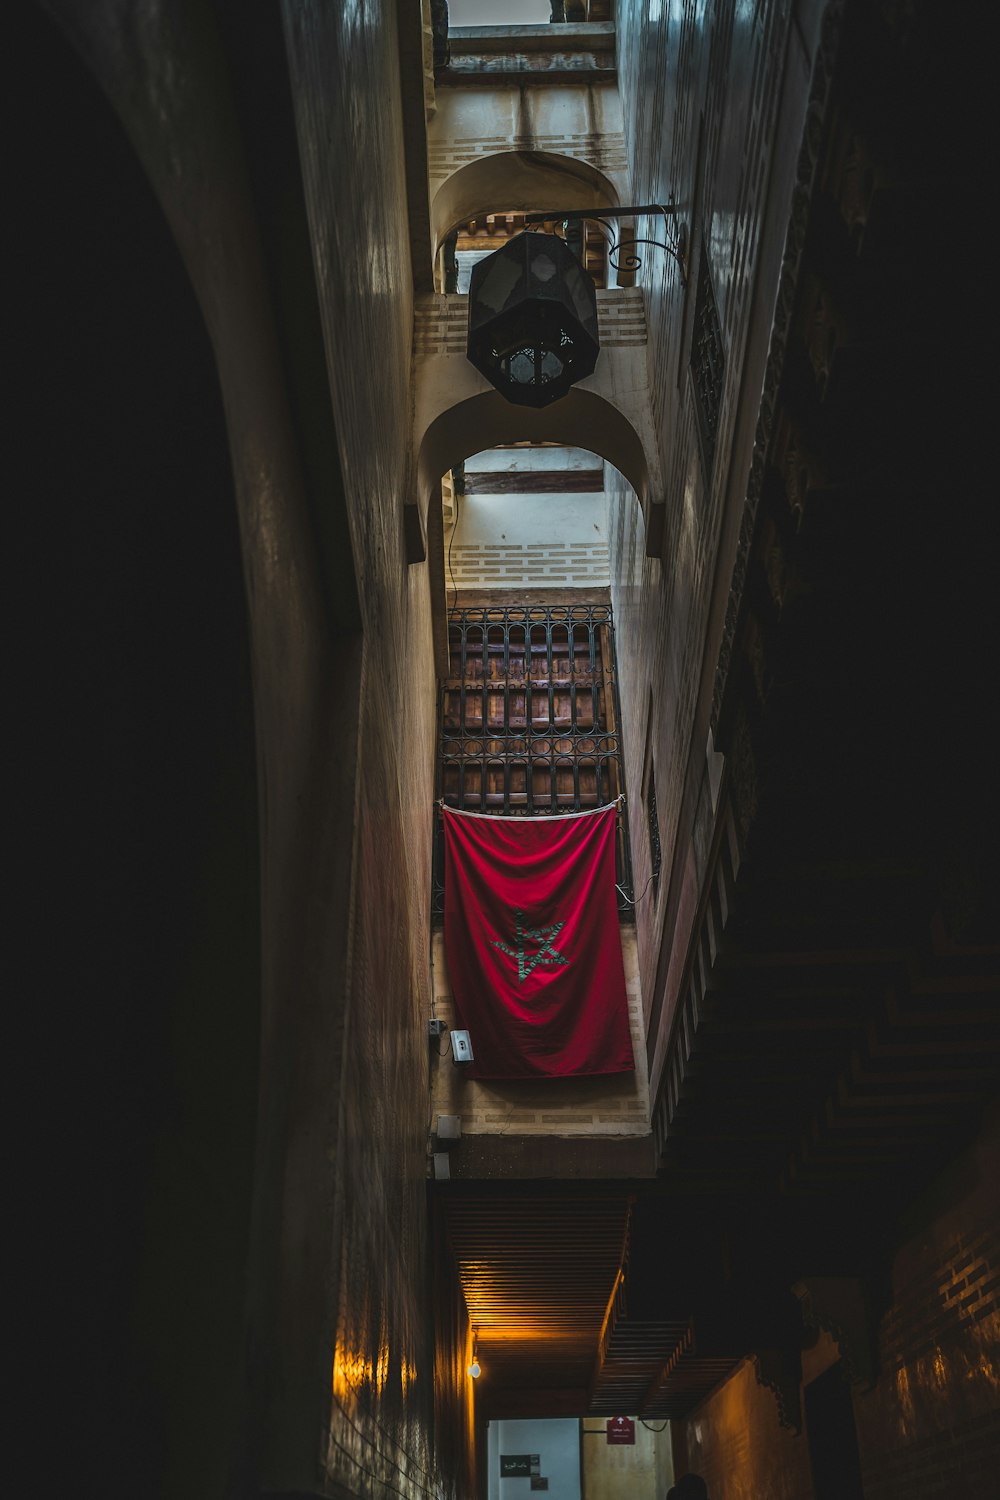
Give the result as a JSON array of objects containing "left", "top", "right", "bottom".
[
  {"left": 447, "top": 478, "right": 460, "bottom": 612},
  {"left": 616, "top": 870, "right": 655, "bottom": 907}
]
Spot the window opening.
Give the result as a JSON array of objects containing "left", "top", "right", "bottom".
[
  {"left": 448, "top": 2, "right": 605, "bottom": 23},
  {"left": 804, "top": 1362, "right": 865, "bottom": 1500},
  {"left": 646, "top": 764, "right": 662, "bottom": 898},
  {"left": 690, "top": 247, "right": 724, "bottom": 476},
  {"left": 446, "top": 212, "right": 608, "bottom": 294},
  {"left": 433, "top": 602, "right": 633, "bottom": 918}
]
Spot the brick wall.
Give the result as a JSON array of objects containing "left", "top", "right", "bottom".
[{"left": 446, "top": 539, "right": 611, "bottom": 589}]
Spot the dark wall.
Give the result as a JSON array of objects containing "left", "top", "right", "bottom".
[
  {"left": 853, "top": 1109, "right": 1000, "bottom": 1498},
  {"left": 15, "top": 2, "right": 448, "bottom": 1492},
  {"left": 11, "top": 10, "right": 260, "bottom": 1494}
]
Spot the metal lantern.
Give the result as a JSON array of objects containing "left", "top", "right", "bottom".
[{"left": 466, "top": 232, "right": 600, "bottom": 408}]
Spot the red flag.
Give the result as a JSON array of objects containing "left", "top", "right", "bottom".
[{"left": 442, "top": 804, "right": 634, "bottom": 1080}]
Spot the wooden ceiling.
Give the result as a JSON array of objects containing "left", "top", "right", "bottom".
[{"left": 438, "top": 1186, "right": 631, "bottom": 1413}]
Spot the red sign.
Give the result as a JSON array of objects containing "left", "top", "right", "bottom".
[
  {"left": 606, "top": 1416, "right": 635, "bottom": 1445},
  {"left": 443, "top": 805, "right": 634, "bottom": 1080}
]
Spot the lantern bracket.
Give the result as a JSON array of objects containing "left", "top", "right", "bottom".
[{"left": 524, "top": 197, "right": 689, "bottom": 285}]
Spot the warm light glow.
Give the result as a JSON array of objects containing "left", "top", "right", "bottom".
[
  {"left": 468, "top": 1323, "right": 481, "bottom": 1379},
  {"left": 331, "top": 1337, "right": 415, "bottom": 1408}
]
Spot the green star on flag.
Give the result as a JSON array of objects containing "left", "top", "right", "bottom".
[{"left": 491, "top": 909, "right": 570, "bottom": 984}]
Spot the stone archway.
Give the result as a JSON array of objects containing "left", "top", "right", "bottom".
[
  {"left": 417, "top": 387, "right": 653, "bottom": 668},
  {"left": 431, "top": 148, "right": 622, "bottom": 258},
  {"left": 418, "top": 387, "right": 650, "bottom": 517}
]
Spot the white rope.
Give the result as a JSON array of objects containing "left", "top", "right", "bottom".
[{"left": 438, "top": 795, "right": 624, "bottom": 822}]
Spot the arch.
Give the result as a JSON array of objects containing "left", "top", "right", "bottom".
[
  {"left": 417, "top": 388, "right": 649, "bottom": 516},
  {"left": 11, "top": 7, "right": 260, "bottom": 1485},
  {"left": 431, "top": 149, "right": 621, "bottom": 257}
]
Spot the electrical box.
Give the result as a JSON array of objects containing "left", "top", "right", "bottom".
[
  {"left": 428, "top": 1018, "right": 447, "bottom": 1038},
  {"left": 451, "top": 1029, "right": 474, "bottom": 1065}
]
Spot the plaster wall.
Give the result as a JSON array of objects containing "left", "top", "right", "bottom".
[
  {"left": 682, "top": 1357, "right": 814, "bottom": 1500},
  {"left": 580, "top": 1417, "right": 674, "bottom": 1500},
  {"left": 414, "top": 290, "right": 659, "bottom": 540},
  {"left": 465, "top": 447, "right": 602, "bottom": 475},
  {"left": 429, "top": 81, "right": 628, "bottom": 247},
  {"left": 487, "top": 1418, "right": 582, "bottom": 1500},
  {"left": 446, "top": 490, "right": 610, "bottom": 589}
]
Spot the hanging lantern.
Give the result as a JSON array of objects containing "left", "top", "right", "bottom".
[{"left": 466, "top": 232, "right": 600, "bottom": 408}]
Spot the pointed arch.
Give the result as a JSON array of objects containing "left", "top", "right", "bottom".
[
  {"left": 431, "top": 149, "right": 621, "bottom": 257},
  {"left": 417, "top": 388, "right": 650, "bottom": 515}
]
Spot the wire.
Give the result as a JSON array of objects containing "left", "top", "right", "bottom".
[
  {"left": 639, "top": 1419, "right": 670, "bottom": 1431},
  {"left": 447, "top": 478, "right": 460, "bottom": 611},
  {"left": 617, "top": 876, "right": 656, "bottom": 906}
]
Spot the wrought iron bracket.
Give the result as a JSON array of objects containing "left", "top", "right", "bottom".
[{"left": 524, "top": 197, "right": 690, "bottom": 285}]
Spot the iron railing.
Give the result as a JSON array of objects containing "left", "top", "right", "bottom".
[
  {"left": 433, "top": 603, "right": 633, "bottom": 919},
  {"left": 691, "top": 247, "right": 725, "bottom": 476}
]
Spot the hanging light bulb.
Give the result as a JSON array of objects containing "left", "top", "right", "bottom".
[{"left": 467, "top": 1328, "right": 481, "bottom": 1378}]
